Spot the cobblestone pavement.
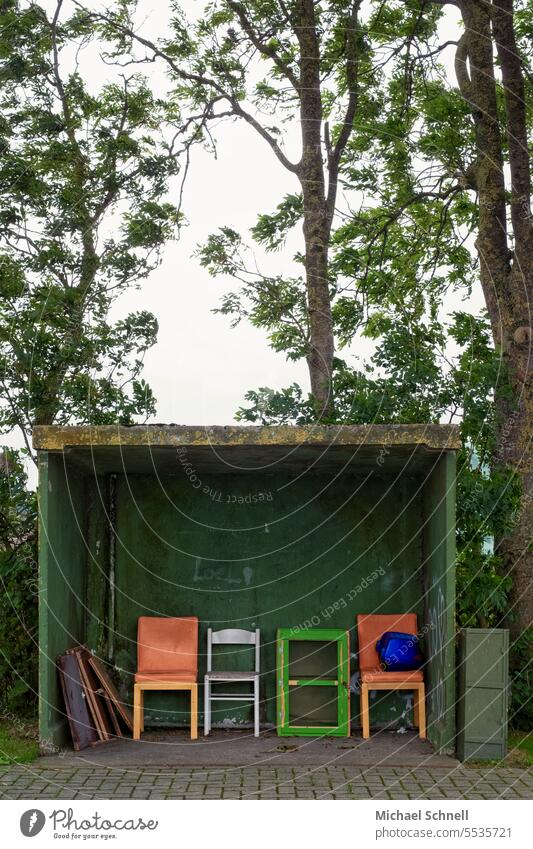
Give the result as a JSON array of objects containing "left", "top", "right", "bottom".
[{"left": 1, "top": 765, "right": 532, "bottom": 799}]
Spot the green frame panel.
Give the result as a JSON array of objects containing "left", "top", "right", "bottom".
[
  {"left": 457, "top": 628, "right": 509, "bottom": 762},
  {"left": 276, "top": 628, "right": 350, "bottom": 737}
]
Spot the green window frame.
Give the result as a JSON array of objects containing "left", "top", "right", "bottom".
[{"left": 276, "top": 627, "right": 350, "bottom": 737}]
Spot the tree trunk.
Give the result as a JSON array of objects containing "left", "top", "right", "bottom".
[
  {"left": 301, "top": 183, "right": 334, "bottom": 420},
  {"left": 458, "top": 1, "right": 508, "bottom": 337},
  {"left": 458, "top": 0, "right": 533, "bottom": 634},
  {"left": 296, "top": 0, "right": 335, "bottom": 419},
  {"left": 496, "top": 402, "right": 533, "bottom": 637},
  {"left": 492, "top": 0, "right": 533, "bottom": 635}
]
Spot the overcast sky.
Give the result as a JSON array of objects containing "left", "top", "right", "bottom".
[{"left": 116, "top": 114, "right": 310, "bottom": 426}]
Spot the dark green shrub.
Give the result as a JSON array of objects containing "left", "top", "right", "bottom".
[
  {"left": 0, "top": 449, "right": 37, "bottom": 717},
  {"left": 509, "top": 629, "right": 533, "bottom": 731}
]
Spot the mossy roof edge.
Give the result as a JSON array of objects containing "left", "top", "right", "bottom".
[{"left": 32, "top": 423, "right": 461, "bottom": 452}]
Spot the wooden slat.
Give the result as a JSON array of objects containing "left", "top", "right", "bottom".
[
  {"left": 74, "top": 649, "right": 112, "bottom": 741},
  {"left": 99, "top": 689, "right": 123, "bottom": 738},
  {"left": 88, "top": 655, "right": 133, "bottom": 731},
  {"left": 87, "top": 655, "right": 133, "bottom": 732}
]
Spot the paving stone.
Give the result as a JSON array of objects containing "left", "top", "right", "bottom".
[{"left": 0, "top": 765, "right": 531, "bottom": 799}]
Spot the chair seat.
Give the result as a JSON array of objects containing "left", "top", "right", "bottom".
[
  {"left": 135, "top": 671, "right": 197, "bottom": 683},
  {"left": 205, "top": 670, "right": 258, "bottom": 681},
  {"left": 361, "top": 669, "right": 424, "bottom": 684}
]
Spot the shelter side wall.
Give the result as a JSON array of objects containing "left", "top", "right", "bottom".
[
  {"left": 423, "top": 452, "right": 456, "bottom": 754},
  {"left": 84, "top": 474, "right": 112, "bottom": 659},
  {"left": 106, "top": 471, "right": 425, "bottom": 728},
  {"left": 38, "top": 453, "right": 88, "bottom": 749}
]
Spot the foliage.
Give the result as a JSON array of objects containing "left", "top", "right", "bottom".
[
  {"left": 198, "top": 226, "right": 310, "bottom": 360},
  {"left": 98, "top": 0, "right": 413, "bottom": 412},
  {"left": 0, "top": 450, "right": 37, "bottom": 715},
  {"left": 188, "top": 0, "right": 470, "bottom": 384},
  {"left": 0, "top": 0, "right": 192, "bottom": 444},
  {"left": 509, "top": 629, "right": 533, "bottom": 731}
]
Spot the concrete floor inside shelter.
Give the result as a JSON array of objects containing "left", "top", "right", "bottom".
[{"left": 39, "top": 729, "right": 458, "bottom": 769}]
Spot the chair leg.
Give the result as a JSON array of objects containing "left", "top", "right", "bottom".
[
  {"left": 133, "top": 684, "right": 141, "bottom": 740},
  {"left": 254, "top": 677, "right": 260, "bottom": 738},
  {"left": 140, "top": 689, "right": 145, "bottom": 733},
  {"left": 204, "top": 679, "right": 210, "bottom": 736},
  {"left": 413, "top": 688, "right": 419, "bottom": 728},
  {"left": 190, "top": 684, "right": 198, "bottom": 740},
  {"left": 361, "top": 683, "right": 370, "bottom": 739},
  {"left": 417, "top": 685, "right": 426, "bottom": 739}
]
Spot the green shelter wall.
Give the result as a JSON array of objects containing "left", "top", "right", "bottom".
[
  {"left": 38, "top": 448, "right": 457, "bottom": 747},
  {"left": 38, "top": 453, "right": 88, "bottom": 748},
  {"left": 84, "top": 474, "right": 112, "bottom": 657},
  {"left": 106, "top": 471, "right": 426, "bottom": 728},
  {"left": 423, "top": 452, "right": 456, "bottom": 754}
]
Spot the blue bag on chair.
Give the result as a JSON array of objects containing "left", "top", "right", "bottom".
[{"left": 376, "top": 631, "right": 423, "bottom": 672}]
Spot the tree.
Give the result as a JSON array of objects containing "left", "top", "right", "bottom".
[
  {"left": 331, "top": 0, "right": 532, "bottom": 636},
  {"left": 90, "top": 0, "right": 394, "bottom": 418},
  {"left": 0, "top": 0, "right": 194, "bottom": 457},
  {"left": 0, "top": 450, "right": 37, "bottom": 712},
  {"left": 448, "top": 0, "right": 532, "bottom": 637}
]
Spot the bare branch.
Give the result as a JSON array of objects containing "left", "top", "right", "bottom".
[
  {"left": 230, "top": 100, "right": 299, "bottom": 172},
  {"left": 78, "top": 4, "right": 299, "bottom": 174},
  {"left": 454, "top": 31, "right": 473, "bottom": 105}
]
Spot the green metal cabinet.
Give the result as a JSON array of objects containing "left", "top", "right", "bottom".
[
  {"left": 276, "top": 628, "right": 350, "bottom": 736},
  {"left": 457, "top": 628, "right": 509, "bottom": 762}
]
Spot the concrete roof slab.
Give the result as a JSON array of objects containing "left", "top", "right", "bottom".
[{"left": 33, "top": 424, "right": 460, "bottom": 476}]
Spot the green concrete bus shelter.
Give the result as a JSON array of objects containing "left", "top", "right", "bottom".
[{"left": 34, "top": 423, "right": 459, "bottom": 754}]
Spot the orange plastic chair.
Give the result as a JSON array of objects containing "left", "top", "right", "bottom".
[
  {"left": 133, "top": 616, "right": 198, "bottom": 740},
  {"left": 357, "top": 614, "right": 425, "bottom": 740}
]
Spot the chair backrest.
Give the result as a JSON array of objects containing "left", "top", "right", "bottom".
[
  {"left": 357, "top": 613, "right": 418, "bottom": 671},
  {"left": 137, "top": 616, "right": 198, "bottom": 675},
  {"left": 207, "top": 628, "right": 260, "bottom": 673}
]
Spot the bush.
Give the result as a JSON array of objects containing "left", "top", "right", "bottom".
[
  {"left": 509, "top": 629, "right": 533, "bottom": 731},
  {"left": 0, "top": 449, "right": 38, "bottom": 717}
]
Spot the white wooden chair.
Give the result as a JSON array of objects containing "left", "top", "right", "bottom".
[{"left": 204, "top": 628, "right": 260, "bottom": 737}]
